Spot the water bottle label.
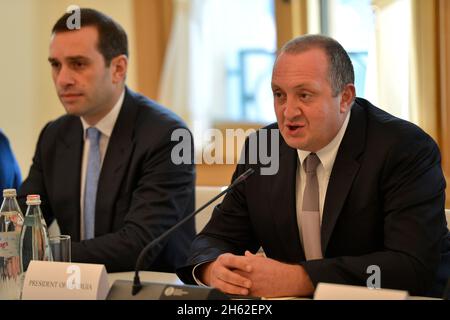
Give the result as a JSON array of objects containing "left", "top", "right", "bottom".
[
  {"left": 1, "top": 210, "right": 21, "bottom": 222},
  {"left": 0, "top": 232, "right": 19, "bottom": 258},
  {"left": 24, "top": 215, "right": 37, "bottom": 226}
]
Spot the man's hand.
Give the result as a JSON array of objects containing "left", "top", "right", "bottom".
[
  {"left": 199, "top": 253, "right": 253, "bottom": 296},
  {"left": 198, "top": 251, "right": 315, "bottom": 298},
  {"left": 237, "top": 251, "right": 314, "bottom": 297}
]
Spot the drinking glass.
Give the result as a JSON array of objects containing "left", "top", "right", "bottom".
[{"left": 49, "top": 235, "right": 71, "bottom": 262}]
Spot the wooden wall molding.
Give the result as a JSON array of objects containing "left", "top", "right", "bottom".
[
  {"left": 275, "top": 0, "right": 308, "bottom": 50},
  {"left": 439, "top": 0, "right": 450, "bottom": 207}
]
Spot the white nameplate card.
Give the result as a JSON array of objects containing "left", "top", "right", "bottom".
[
  {"left": 314, "top": 283, "right": 409, "bottom": 300},
  {"left": 22, "top": 261, "right": 109, "bottom": 300}
]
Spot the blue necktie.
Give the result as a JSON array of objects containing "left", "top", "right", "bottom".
[{"left": 84, "top": 127, "right": 101, "bottom": 240}]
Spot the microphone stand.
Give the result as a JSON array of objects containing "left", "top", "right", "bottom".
[{"left": 131, "top": 168, "right": 255, "bottom": 296}]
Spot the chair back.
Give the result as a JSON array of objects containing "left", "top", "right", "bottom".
[{"left": 195, "top": 186, "right": 226, "bottom": 233}]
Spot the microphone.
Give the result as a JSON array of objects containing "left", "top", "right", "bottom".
[{"left": 107, "top": 168, "right": 255, "bottom": 300}]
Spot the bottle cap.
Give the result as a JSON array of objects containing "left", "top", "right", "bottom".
[
  {"left": 26, "top": 194, "right": 41, "bottom": 205},
  {"left": 3, "top": 189, "right": 17, "bottom": 197}
]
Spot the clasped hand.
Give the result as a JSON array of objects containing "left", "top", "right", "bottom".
[{"left": 200, "top": 251, "right": 314, "bottom": 298}]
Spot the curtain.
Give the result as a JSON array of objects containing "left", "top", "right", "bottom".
[
  {"left": 409, "top": 0, "right": 440, "bottom": 143},
  {"left": 133, "top": 0, "right": 173, "bottom": 100},
  {"left": 373, "top": 0, "right": 445, "bottom": 204},
  {"left": 158, "top": 0, "right": 231, "bottom": 141},
  {"left": 275, "top": 0, "right": 308, "bottom": 50},
  {"left": 157, "top": 0, "right": 192, "bottom": 123},
  {"left": 371, "top": 0, "right": 411, "bottom": 120}
]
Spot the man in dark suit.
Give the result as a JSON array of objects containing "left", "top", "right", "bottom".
[
  {"left": 18, "top": 8, "right": 195, "bottom": 273},
  {"left": 0, "top": 130, "right": 21, "bottom": 190},
  {"left": 177, "top": 35, "right": 450, "bottom": 298}
]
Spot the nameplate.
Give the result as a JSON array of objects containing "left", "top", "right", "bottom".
[
  {"left": 22, "top": 261, "right": 109, "bottom": 300},
  {"left": 314, "top": 283, "right": 409, "bottom": 300}
]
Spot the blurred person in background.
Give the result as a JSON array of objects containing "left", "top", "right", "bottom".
[{"left": 0, "top": 129, "right": 21, "bottom": 190}]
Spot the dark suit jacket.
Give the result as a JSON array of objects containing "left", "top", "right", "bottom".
[
  {"left": 177, "top": 98, "right": 450, "bottom": 297},
  {"left": 19, "top": 88, "right": 196, "bottom": 273},
  {"left": 0, "top": 130, "right": 21, "bottom": 190}
]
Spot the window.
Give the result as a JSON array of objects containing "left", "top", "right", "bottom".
[
  {"left": 217, "top": 0, "right": 277, "bottom": 124},
  {"left": 320, "top": 0, "right": 375, "bottom": 99},
  {"left": 319, "top": 0, "right": 412, "bottom": 121},
  {"left": 159, "top": 0, "right": 277, "bottom": 153}
]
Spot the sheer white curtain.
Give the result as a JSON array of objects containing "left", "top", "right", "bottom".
[
  {"left": 158, "top": 0, "right": 229, "bottom": 146},
  {"left": 371, "top": 0, "right": 411, "bottom": 120},
  {"left": 158, "top": 0, "right": 192, "bottom": 124}
]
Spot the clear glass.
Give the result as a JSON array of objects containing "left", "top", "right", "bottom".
[
  {"left": 49, "top": 235, "right": 71, "bottom": 262},
  {"left": 0, "top": 189, "right": 24, "bottom": 300}
]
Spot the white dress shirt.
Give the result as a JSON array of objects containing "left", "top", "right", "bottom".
[
  {"left": 79, "top": 90, "right": 125, "bottom": 240},
  {"left": 296, "top": 110, "right": 351, "bottom": 244}
]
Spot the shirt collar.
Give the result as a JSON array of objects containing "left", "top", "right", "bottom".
[
  {"left": 81, "top": 89, "right": 125, "bottom": 139},
  {"left": 297, "top": 110, "right": 351, "bottom": 174}
]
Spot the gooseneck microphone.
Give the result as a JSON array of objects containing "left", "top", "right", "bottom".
[{"left": 131, "top": 168, "right": 255, "bottom": 296}]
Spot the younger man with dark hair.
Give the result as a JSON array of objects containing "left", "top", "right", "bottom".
[{"left": 19, "top": 8, "right": 196, "bottom": 272}]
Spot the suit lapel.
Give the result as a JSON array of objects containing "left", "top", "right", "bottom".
[
  {"left": 57, "top": 118, "right": 83, "bottom": 241},
  {"left": 95, "top": 89, "right": 137, "bottom": 235},
  {"left": 269, "top": 140, "right": 305, "bottom": 261},
  {"left": 321, "top": 103, "right": 366, "bottom": 253}
]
